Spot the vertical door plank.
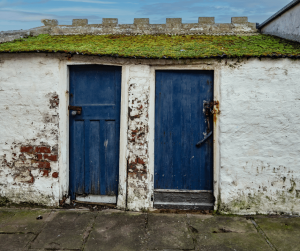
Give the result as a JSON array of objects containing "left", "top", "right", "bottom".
[
  {"left": 73, "top": 121, "right": 85, "bottom": 195},
  {"left": 105, "top": 121, "right": 117, "bottom": 195},
  {"left": 89, "top": 120, "right": 101, "bottom": 194}
]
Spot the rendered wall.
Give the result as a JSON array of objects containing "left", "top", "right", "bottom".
[
  {"left": 261, "top": 3, "right": 300, "bottom": 42},
  {"left": 219, "top": 58, "right": 300, "bottom": 214},
  {"left": 126, "top": 65, "right": 152, "bottom": 210},
  {"left": 0, "top": 54, "right": 61, "bottom": 206},
  {"left": 0, "top": 54, "right": 300, "bottom": 214}
]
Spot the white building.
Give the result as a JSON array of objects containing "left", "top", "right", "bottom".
[
  {"left": 259, "top": 0, "right": 300, "bottom": 42},
  {"left": 0, "top": 14, "right": 300, "bottom": 215}
]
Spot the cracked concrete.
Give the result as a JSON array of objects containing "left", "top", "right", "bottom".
[{"left": 0, "top": 208, "right": 299, "bottom": 250}]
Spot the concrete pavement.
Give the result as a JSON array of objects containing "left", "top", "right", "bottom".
[{"left": 0, "top": 208, "right": 299, "bottom": 251}]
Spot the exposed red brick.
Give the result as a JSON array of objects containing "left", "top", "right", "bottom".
[
  {"left": 44, "top": 154, "right": 58, "bottom": 161},
  {"left": 28, "top": 176, "right": 34, "bottom": 183},
  {"left": 137, "top": 158, "right": 145, "bottom": 165},
  {"left": 35, "top": 146, "right": 51, "bottom": 153},
  {"left": 42, "top": 170, "right": 49, "bottom": 177},
  {"left": 37, "top": 161, "right": 51, "bottom": 169},
  {"left": 20, "top": 146, "right": 33, "bottom": 153},
  {"left": 52, "top": 172, "right": 59, "bottom": 178},
  {"left": 37, "top": 154, "right": 43, "bottom": 160}
]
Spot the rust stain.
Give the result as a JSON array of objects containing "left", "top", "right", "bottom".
[{"left": 213, "top": 100, "right": 220, "bottom": 124}]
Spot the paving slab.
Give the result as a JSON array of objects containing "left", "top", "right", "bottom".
[
  {"left": 0, "top": 233, "right": 35, "bottom": 250},
  {"left": 0, "top": 209, "right": 52, "bottom": 233},
  {"left": 255, "top": 217, "right": 300, "bottom": 251},
  {"left": 147, "top": 214, "right": 194, "bottom": 250},
  {"left": 187, "top": 215, "right": 272, "bottom": 251},
  {"left": 84, "top": 212, "right": 147, "bottom": 251},
  {"left": 30, "top": 211, "right": 95, "bottom": 250},
  {"left": 0, "top": 210, "right": 16, "bottom": 225}
]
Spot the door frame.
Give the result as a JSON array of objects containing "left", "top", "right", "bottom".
[
  {"left": 148, "top": 65, "right": 220, "bottom": 210},
  {"left": 58, "top": 62, "right": 129, "bottom": 209}
]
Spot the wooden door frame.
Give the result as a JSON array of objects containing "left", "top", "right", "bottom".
[
  {"left": 148, "top": 65, "right": 221, "bottom": 210},
  {"left": 58, "top": 62, "right": 129, "bottom": 209}
]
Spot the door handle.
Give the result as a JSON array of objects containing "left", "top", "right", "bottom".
[
  {"left": 68, "top": 106, "right": 82, "bottom": 115},
  {"left": 196, "top": 101, "right": 214, "bottom": 147},
  {"left": 196, "top": 131, "right": 212, "bottom": 147}
]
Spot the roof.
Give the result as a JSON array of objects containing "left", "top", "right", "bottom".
[
  {"left": 258, "top": 0, "right": 300, "bottom": 29},
  {"left": 0, "top": 34, "right": 300, "bottom": 59}
]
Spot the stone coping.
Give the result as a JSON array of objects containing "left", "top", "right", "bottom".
[{"left": 0, "top": 17, "right": 258, "bottom": 43}]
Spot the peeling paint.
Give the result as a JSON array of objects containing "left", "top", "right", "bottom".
[
  {"left": 0, "top": 55, "right": 61, "bottom": 206},
  {"left": 126, "top": 65, "right": 151, "bottom": 210},
  {"left": 0, "top": 53, "right": 300, "bottom": 214}
]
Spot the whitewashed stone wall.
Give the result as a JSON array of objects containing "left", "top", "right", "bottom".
[
  {"left": 219, "top": 58, "right": 300, "bottom": 214},
  {"left": 0, "top": 53, "right": 300, "bottom": 214},
  {"left": 126, "top": 65, "right": 152, "bottom": 211},
  {"left": 0, "top": 54, "right": 61, "bottom": 206}
]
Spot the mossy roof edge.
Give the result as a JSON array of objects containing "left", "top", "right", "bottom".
[{"left": 0, "top": 34, "right": 300, "bottom": 59}]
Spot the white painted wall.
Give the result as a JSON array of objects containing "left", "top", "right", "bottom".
[
  {"left": 219, "top": 58, "right": 300, "bottom": 214},
  {"left": 261, "top": 2, "right": 300, "bottom": 42},
  {"left": 0, "top": 53, "right": 300, "bottom": 214},
  {"left": 126, "top": 65, "right": 152, "bottom": 211},
  {"left": 0, "top": 54, "right": 60, "bottom": 206}
]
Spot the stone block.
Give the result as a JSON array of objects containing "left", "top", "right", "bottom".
[
  {"left": 134, "top": 18, "right": 149, "bottom": 25},
  {"left": 198, "top": 17, "right": 215, "bottom": 24},
  {"left": 166, "top": 18, "right": 182, "bottom": 24},
  {"left": 85, "top": 212, "right": 147, "bottom": 251},
  {"left": 31, "top": 212, "right": 95, "bottom": 250},
  {"left": 72, "top": 19, "right": 88, "bottom": 26},
  {"left": 215, "top": 23, "right": 232, "bottom": 32},
  {"left": 248, "top": 22, "right": 257, "bottom": 29},
  {"left": 0, "top": 234, "right": 36, "bottom": 250},
  {"left": 102, "top": 18, "right": 118, "bottom": 25},
  {"left": 41, "top": 19, "right": 58, "bottom": 26},
  {"left": 0, "top": 209, "right": 52, "bottom": 233},
  {"left": 148, "top": 214, "right": 194, "bottom": 250},
  {"left": 231, "top": 17, "right": 248, "bottom": 24},
  {"left": 255, "top": 217, "right": 300, "bottom": 251}
]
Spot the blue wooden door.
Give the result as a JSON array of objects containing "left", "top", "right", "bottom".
[
  {"left": 155, "top": 70, "right": 213, "bottom": 191},
  {"left": 69, "top": 65, "right": 121, "bottom": 200}
]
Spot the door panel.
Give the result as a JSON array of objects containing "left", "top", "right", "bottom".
[
  {"left": 155, "top": 70, "right": 214, "bottom": 192},
  {"left": 69, "top": 65, "right": 121, "bottom": 201}
]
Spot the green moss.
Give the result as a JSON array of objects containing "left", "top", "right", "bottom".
[
  {"left": 0, "top": 196, "right": 9, "bottom": 207},
  {"left": 288, "top": 179, "right": 296, "bottom": 193},
  {"left": 0, "top": 34, "right": 299, "bottom": 59}
]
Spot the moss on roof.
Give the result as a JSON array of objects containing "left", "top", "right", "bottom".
[{"left": 0, "top": 34, "right": 300, "bottom": 59}]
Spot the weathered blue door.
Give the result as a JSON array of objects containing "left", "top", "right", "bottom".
[
  {"left": 69, "top": 65, "right": 121, "bottom": 201},
  {"left": 155, "top": 70, "right": 213, "bottom": 196}
]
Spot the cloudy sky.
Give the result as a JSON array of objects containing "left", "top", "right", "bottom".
[{"left": 0, "top": 0, "right": 291, "bottom": 31}]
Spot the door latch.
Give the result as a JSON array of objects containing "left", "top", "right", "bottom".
[
  {"left": 196, "top": 101, "right": 214, "bottom": 147},
  {"left": 196, "top": 131, "right": 212, "bottom": 147},
  {"left": 68, "top": 106, "right": 82, "bottom": 115}
]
